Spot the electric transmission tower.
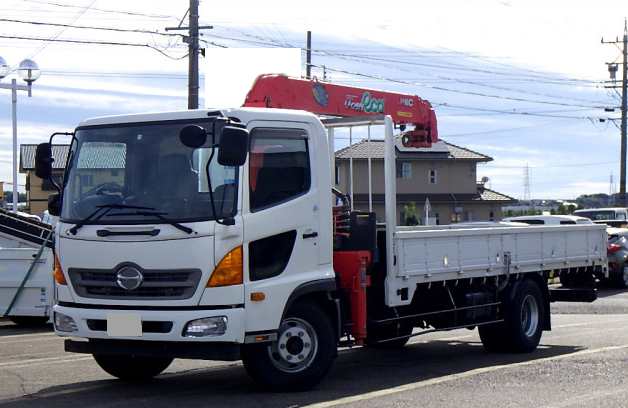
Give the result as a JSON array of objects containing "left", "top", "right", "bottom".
[
  {"left": 609, "top": 173, "right": 617, "bottom": 206},
  {"left": 523, "top": 163, "right": 531, "bottom": 208}
]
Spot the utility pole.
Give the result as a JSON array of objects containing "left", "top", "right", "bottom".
[
  {"left": 165, "top": 1, "right": 212, "bottom": 109},
  {"left": 188, "top": 0, "right": 200, "bottom": 109},
  {"left": 603, "top": 20, "right": 628, "bottom": 207}
]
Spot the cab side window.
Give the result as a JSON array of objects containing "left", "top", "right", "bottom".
[{"left": 249, "top": 128, "right": 310, "bottom": 212}]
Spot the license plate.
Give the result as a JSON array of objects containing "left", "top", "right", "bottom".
[{"left": 107, "top": 313, "right": 142, "bottom": 337}]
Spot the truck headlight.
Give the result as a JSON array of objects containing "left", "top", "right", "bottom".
[
  {"left": 183, "top": 316, "right": 227, "bottom": 337},
  {"left": 54, "top": 312, "right": 78, "bottom": 333}
]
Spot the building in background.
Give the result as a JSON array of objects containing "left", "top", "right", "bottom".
[
  {"left": 20, "top": 144, "right": 68, "bottom": 216},
  {"left": 334, "top": 139, "right": 516, "bottom": 225}
]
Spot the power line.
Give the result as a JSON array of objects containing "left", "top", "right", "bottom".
[
  {"left": 22, "top": 0, "right": 177, "bottom": 20},
  {"left": 1, "top": 6, "right": 612, "bottom": 120},
  {"left": 0, "top": 34, "right": 188, "bottom": 60},
  {"left": 44, "top": 69, "right": 189, "bottom": 79},
  {"left": 23, "top": 0, "right": 97, "bottom": 62},
  {"left": 198, "top": 28, "right": 610, "bottom": 114},
  {"left": 0, "top": 17, "right": 175, "bottom": 36}
]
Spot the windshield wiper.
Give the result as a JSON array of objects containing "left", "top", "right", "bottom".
[
  {"left": 112, "top": 210, "right": 194, "bottom": 234},
  {"left": 69, "top": 204, "right": 156, "bottom": 235}
]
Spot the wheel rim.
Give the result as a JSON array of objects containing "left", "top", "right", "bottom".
[
  {"left": 268, "top": 317, "right": 318, "bottom": 373},
  {"left": 622, "top": 265, "right": 628, "bottom": 285},
  {"left": 520, "top": 294, "right": 539, "bottom": 338}
]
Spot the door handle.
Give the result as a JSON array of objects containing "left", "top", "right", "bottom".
[{"left": 303, "top": 231, "right": 318, "bottom": 239}]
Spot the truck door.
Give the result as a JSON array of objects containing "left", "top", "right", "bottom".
[{"left": 241, "top": 124, "right": 325, "bottom": 332}]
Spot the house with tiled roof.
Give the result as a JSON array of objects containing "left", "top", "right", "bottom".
[
  {"left": 19, "top": 144, "right": 70, "bottom": 215},
  {"left": 334, "top": 138, "right": 516, "bottom": 225},
  {"left": 22, "top": 143, "right": 121, "bottom": 217},
  {"left": 22, "top": 143, "right": 129, "bottom": 215}
]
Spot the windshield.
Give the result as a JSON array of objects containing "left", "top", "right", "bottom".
[{"left": 60, "top": 118, "right": 237, "bottom": 224}]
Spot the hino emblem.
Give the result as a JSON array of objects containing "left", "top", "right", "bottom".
[{"left": 116, "top": 267, "right": 144, "bottom": 291}]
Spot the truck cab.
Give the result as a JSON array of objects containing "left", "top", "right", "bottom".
[{"left": 36, "top": 108, "right": 338, "bottom": 390}]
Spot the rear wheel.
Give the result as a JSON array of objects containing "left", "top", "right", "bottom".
[
  {"left": 478, "top": 321, "right": 507, "bottom": 352},
  {"left": 366, "top": 321, "right": 412, "bottom": 349},
  {"left": 504, "top": 279, "right": 544, "bottom": 353},
  {"left": 241, "top": 300, "right": 336, "bottom": 392},
  {"left": 93, "top": 354, "right": 173, "bottom": 380},
  {"left": 480, "top": 279, "right": 544, "bottom": 353}
]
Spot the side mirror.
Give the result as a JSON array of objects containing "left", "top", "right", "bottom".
[
  {"left": 180, "top": 125, "right": 207, "bottom": 148},
  {"left": 35, "top": 143, "right": 53, "bottom": 180},
  {"left": 218, "top": 126, "right": 249, "bottom": 166}
]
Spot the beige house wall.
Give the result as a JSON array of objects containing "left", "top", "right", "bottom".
[
  {"left": 25, "top": 172, "right": 53, "bottom": 216},
  {"left": 335, "top": 159, "right": 504, "bottom": 225},
  {"left": 335, "top": 160, "right": 477, "bottom": 196}
]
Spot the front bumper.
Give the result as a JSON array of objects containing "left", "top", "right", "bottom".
[{"left": 53, "top": 303, "right": 246, "bottom": 344}]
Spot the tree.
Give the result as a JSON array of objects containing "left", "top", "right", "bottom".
[
  {"left": 555, "top": 203, "right": 568, "bottom": 215},
  {"left": 404, "top": 202, "right": 420, "bottom": 226},
  {"left": 2, "top": 191, "right": 27, "bottom": 204}
]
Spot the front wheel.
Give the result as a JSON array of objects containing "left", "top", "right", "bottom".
[
  {"left": 241, "top": 300, "right": 337, "bottom": 392},
  {"left": 93, "top": 354, "right": 173, "bottom": 380}
]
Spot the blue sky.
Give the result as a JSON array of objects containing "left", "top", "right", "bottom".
[{"left": 0, "top": 0, "right": 626, "bottom": 200}]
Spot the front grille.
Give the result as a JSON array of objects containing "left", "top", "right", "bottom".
[{"left": 68, "top": 267, "right": 203, "bottom": 300}]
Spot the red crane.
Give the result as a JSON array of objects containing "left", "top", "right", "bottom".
[{"left": 243, "top": 74, "right": 438, "bottom": 147}]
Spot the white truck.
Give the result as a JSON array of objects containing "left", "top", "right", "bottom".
[
  {"left": 0, "top": 208, "right": 54, "bottom": 326},
  {"left": 33, "top": 78, "right": 607, "bottom": 391}
]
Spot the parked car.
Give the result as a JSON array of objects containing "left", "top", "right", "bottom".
[
  {"left": 606, "top": 228, "right": 628, "bottom": 288},
  {"left": 502, "top": 215, "right": 593, "bottom": 225},
  {"left": 573, "top": 208, "right": 628, "bottom": 228}
]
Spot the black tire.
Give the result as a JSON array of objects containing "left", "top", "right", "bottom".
[
  {"left": 480, "top": 279, "right": 544, "bottom": 353},
  {"left": 241, "top": 300, "right": 336, "bottom": 392},
  {"left": 615, "top": 263, "right": 628, "bottom": 288},
  {"left": 93, "top": 354, "right": 173, "bottom": 380},
  {"left": 478, "top": 321, "right": 508, "bottom": 352},
  {"left": 9, "top": 316, "right": 49, "bottom": 327},
  {"left": 504, "top": 279, "right": 545, "bottom": 353}
]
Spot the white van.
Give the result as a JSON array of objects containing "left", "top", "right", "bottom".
[
  {"left": 573, "top": 208, "right": 628, "bottom": 227},
  {"left": 502, "top": 215, "right": 593, "bottom": 225}
]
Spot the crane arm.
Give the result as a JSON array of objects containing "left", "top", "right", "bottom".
[{"left": 243, "top": 74, "right": 438, "bottom": 147}]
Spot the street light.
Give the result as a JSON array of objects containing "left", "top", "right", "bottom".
[{"left": 0, "top": 56, "right": 41, "bottom": 213}]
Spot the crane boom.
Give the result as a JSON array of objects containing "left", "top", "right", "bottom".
[{"left": 243, "top": 74, "right": 438, "bottom": 147}]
